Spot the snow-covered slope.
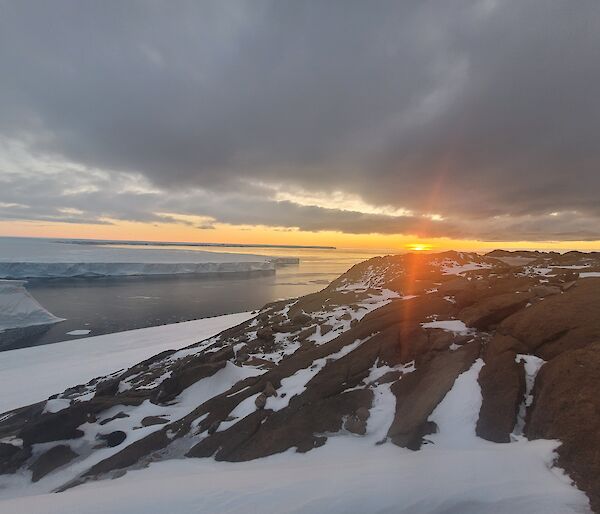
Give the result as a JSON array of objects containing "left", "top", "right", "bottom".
[
  {"left": 1, "top": 250, "right": 600, "bottom": 513},
  {"left": 0, "top": 312, "right": 253, "bottom": 413},
  {"left": 0, "top": 280, "right": 63, "bottom": 332},
  {"left": 0, "top": 238, "right": 285, "bottom": 278}
]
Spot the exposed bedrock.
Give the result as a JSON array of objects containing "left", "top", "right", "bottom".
[
  {"left": 1, "top": 250, "right": 600, "bottom": 510},
  {"left": 476, "top": 351, "right": 525, "bottom": 442},
  {"left": 387, "top": 342, "right": 481, "bottom": 449},
  {"left": 525, "top": 344, "right": 600, "bottom": 512}
]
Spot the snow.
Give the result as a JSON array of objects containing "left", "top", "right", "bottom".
[
  {"left": 266, "top": 338, "right": 365, "bottom": 412},
  {"left": 440, "top": 261, "right": 492, "bottom": 276},
  {"left": 421, "top": 319, "right": 472, "bottom": 335},
  {"left": 580, "top": 272, "right": 600, "bottom": 278},
  {"left": 0, "top": 238, "right": 280, "bottom": 278},
  {"left": 0, "top": 311, "right": 591, "bottom": 513},
  {"left": 427, "top": 359, "right": 484, "bottom": 448},
  {"left": 0, "top": 311, "right": 253, "bottom": 413},
  {"left": 66, "top": 329, "right": 91, "bottom": 336},
  {"left": 0, "top": 280, "right": 63, "bottom": 332},
  {"left": 0, "top": 423, "right": 589, "bottom": 514}
]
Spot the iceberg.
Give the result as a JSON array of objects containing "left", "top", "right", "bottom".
[{"left": 0, "top": 280, "right": 63, "bottom": 332}]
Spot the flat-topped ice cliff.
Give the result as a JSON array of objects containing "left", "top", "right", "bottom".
[{"left": 0, "top": 238, "right": 295, "bottom": 278}]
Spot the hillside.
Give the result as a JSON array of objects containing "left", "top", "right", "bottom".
[{"left": 1, "top": 250, "right": 600, "bottom": 513}]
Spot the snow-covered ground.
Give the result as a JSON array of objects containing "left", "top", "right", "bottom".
[
  {"left": 0, "top": 311, "right": 253, "bottom": 413},
  {"left": 0, "top": 360, "right": 589, "bottom": 514},
  {"left": 0, "top": 238, "right": 282, "bottom": 278},
  {"left": 0, "top": 280, "right": 63, "bottom": 332}
]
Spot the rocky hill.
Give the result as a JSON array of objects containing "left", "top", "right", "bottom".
[{"left": 1, "top": 250, "right": 600, "bottom": 511}]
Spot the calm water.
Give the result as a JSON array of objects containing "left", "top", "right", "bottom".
[{"left": 5, "top": 247, "right": 384, "bottom": 350}]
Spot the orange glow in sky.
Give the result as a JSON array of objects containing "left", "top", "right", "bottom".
[{"left": 2, "top": 218, "right": 600, "bottom": 253}]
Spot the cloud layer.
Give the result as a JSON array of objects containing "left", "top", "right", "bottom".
[{"left": 1, "top": 1, "right": 599, "bottom": 241}]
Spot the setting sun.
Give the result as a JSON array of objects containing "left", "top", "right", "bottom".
[{"left": 406, "top": 243, "right": 433, "bottom": 252}]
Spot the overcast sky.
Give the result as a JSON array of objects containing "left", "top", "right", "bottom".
[{"left": 1, "top": 0, "right": 599, "bottom": 243}]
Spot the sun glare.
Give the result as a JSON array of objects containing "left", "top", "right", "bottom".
[{"left": 406, "top": 243, "right": 433, "bottom": 252}]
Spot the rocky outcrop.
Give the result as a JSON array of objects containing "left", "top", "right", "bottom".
[
  {"left": 1, "top": 250, "right": 599, "bottom": 510},
  {"left": 525, "top": 344, "right": 600, "bottom": 512},
  {"left": 387, "top": 342, "right": 481, "bottom": 449},
  {"left": 476, "top": 351, "right": 525, "bottom": 442}
]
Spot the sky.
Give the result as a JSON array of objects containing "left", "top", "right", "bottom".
[{"left": 1, "top": 0, "right": 599, "bottom": 251}]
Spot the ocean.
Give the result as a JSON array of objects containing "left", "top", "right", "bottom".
[{"left": 0, "top": 238, "right": 387, "bottom": 350}]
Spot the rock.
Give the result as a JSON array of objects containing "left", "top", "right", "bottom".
[
  {"left": 355, "top": 407, "right": 370, "bottom": 421},
  {"left": 141, "top": 416, "right": 169, "bottom": 427},
  {"left": 291, "top": 313, "right": 312, "bottom": 325},
  {"left": 476, "top": 352, "right": 525, "bottom": 442},
  {"left": 339, "top": 313, "right": 352, "bottom": 321},
  {"left": 255, "top": 393, "right": 267, "bottom": 409},
  {"left": 459, "top": 292, "right": 532, "bottom": 329},
  {"left": 320, "top": 324, "right": 333, "bottom": 336},
  {"left": 29, "top": 445, "right": 78, "bottom": 482},
  {"left": 207, "top": 421, "right": 220, "bottom": 435},
  {"left": 94, "top": 378, "right": 120, "bottom": 397},
  {"left": 532, "top": 285, "right": 561, "bottom": 298},
  {"left": 344, "top": 415, "right": 367, "bottom": 435},
  {"left": 256, "top": 327, "right": 274, "bottom": 341},
  {"left": 99, "top": 411, "right": 130, "bottom": 425},
  {"left": 387, "top": 342, "right": 480, "bottom": 449},
  {"left": 97, "top": 430, "right": 127, "bottom": 448},
  {"left": 374, "top": 370, "right": 402, "bottom": 385},
  {"left": 263, "top": 381, "right": 278, "bottom": 397},
  {"left": 19, "top": 408, "right": 88, "bottom": 446},
  {"left": 0, "top": 443, "right": 19, "bottom": 461},
  {"left": 499, "top": 278, "right": 600, "bottom": 359},
  {"left": 525, "top": 344, "right": 600, "bottom": 512}
]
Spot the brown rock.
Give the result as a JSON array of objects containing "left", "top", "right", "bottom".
[
  {"left": 476, "top": 352, "right": 525, "bottom": 442},
  {"left": 254, "top": 393, "right": 267, "bottom": 409},
  {"left": 532, "top": 285, "right": 561, "bottom": 298},
  {"left": 320, "top": 324, "right": 333, "bottom": 336},
  {"left": 344, "top": 415, "right": 367, "bottom": 435},
  {"left": 256, "top": 327, "right": 274, "bottom": 340},
  {"left": 355, "top": 407, "right": 370, "bottom": 421},
  {"left": 525, "top": 344, "right": 600, "bottom": 512},
  {"left": 499, "top": 278, "right": 600, "bottom": 359},
  {"left": 29, "top": 445, "right": 78, "bottom": 482},
  {"left": 387, "top": 342, "right": 480, "bottom": 449},
  {"left": 141, "top": 416, "right": 169, "bottom": 427},
  {"left": 459, "top": 292, "right": 532, "bottom": 330},
  {"left": 263, "top": 381, "right": 278, "bottom": 397},
  {"left": 291, "top": 313, "right": 312, "bottom": 325}
]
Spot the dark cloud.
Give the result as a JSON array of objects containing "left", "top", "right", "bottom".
[{"left": 0, "top": 0, "right": 599, "bottom": 240}]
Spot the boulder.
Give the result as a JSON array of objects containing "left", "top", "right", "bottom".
[
  {"left": 344, "top": 415, "right": 367, "bottom": 435},
  {"left": 94, "top": 378, "right": 120, "bottom": 397},
  {"left": 256, "top": 327, "right": 274, "bottom": 341},
  {"left": 29, "top": 445, "right": 78, "bottom": 482},
  {"left": 263, "top": 381, "right": 278, "bottom": 397},
  {"left": 97, "top": 430, "right": 127, "bottom": 448},
  {"left": 255, "top": 393, "right": 267, "bottom": 409},
  {"left": 141, "top": 416, "right": 169, "bottom": 427}
]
